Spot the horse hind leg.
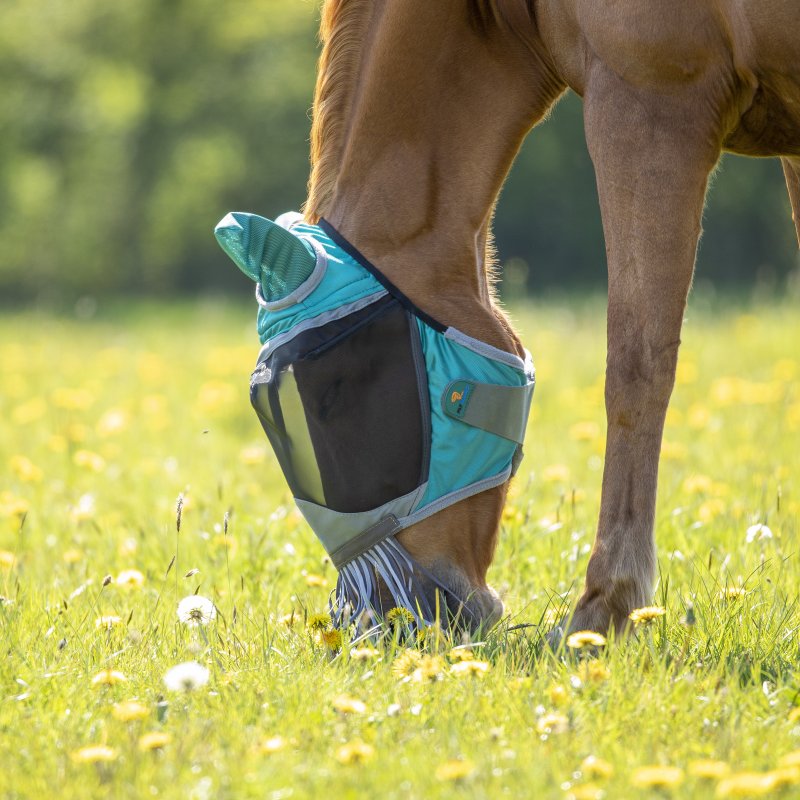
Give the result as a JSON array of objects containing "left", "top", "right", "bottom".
[
  {"left": 782, "top": 157, "right": 800, "bottom": 248},
  {"left": 567, "top": 66, "right": 722, "bottom": 636}
]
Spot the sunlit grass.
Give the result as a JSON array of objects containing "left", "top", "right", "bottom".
[{"left": 0, "top": 295, "right": 798, "bottom": 799}]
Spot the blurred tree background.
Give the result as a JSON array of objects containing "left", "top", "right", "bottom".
[{"left": 1, "top": 0, "right": 797, "bottom": 304}]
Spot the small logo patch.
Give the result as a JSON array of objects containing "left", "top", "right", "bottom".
[{"left": 444, "top": 381, "right": 474, "bottom": 419}]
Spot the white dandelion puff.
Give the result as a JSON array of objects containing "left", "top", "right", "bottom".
[
  {"left": 163, "top": 661, "right": 209, "bottom": 692},
  {"left": 745, "top": 523, "right": 773, "bottom": 543},
  {"left": 177, "top": 595, "right": 216, "bottom": 627}
]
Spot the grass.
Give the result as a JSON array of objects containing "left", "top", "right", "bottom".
[{"left": 0, "top": 294, "right": 799, "bottom": 799}]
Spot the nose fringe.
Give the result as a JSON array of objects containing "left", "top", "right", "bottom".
[{"left": 331, "top": 536, "right": 480, "bottom": 632}]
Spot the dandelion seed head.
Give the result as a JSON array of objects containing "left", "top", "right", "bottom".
[
  {"left": 116, "top": 569, "right": 145, "bottom": 588},
  {"left": 256, "top": 736, "right": 287, "bottom": 755},
  {"left": 95, "top": 615, "right": 123, "bottom": 630},
  {"left": 177, "top": 595, "right": 216, "bottom": 627},
  {"left": 163, "top": 661, "right": 209, "bottom": 692}
]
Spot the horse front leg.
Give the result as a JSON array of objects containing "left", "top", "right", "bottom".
[{"left": 568, "top": 69, "right": 721, "bottom": 635}]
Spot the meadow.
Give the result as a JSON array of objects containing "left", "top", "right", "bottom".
[{"left": 1, "top": 295, "right": 799, "bottom": 799}]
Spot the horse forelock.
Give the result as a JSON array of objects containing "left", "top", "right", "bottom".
[{"left": 305, "top": 0, "right": 372, "bottom": 223}]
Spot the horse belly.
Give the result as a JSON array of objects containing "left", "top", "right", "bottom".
[{"left": 724, "top": 0, "right": 800, "bottom": 156}]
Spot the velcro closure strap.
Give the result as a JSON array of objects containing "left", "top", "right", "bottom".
[
  {"left": 442, "top": 379, "right": 534, "bottom": 444},
  {"left": 329, "top": 514, "right": 402, "bottom": 569}
]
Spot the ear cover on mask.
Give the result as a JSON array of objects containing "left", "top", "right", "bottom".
[{"left": 215, "top": 211, "right": 317, "bottom": 304}]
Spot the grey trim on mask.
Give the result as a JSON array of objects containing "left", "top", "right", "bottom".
[
  {"left": 442, "top": 379, "right": 535, "bottom": 444},
  {"left": 275, "top": 211, "right": 304, "bottom": 230},
  {"left": 402, "top": 465, "right": 513, "bottom": 527},
  {"left": 256, "top": 290, "right": 388, "bottom": 364},
  {"left": 444, "top": 327, "right": 534, "bottom": 374},
  {"left": 295, "top": 481, "right": 428, "bottom": 556}
]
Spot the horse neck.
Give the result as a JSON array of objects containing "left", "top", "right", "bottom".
[{"left": 308, "top": 3, "right": 553, "bottom": 342}]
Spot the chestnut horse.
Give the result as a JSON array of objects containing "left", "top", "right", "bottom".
[{"left": 301, "top": 0, "right": 800, "bottom": 635}]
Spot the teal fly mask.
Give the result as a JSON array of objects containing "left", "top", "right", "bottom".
[{"left": 215, "top": 211, "right": 535, "bottom": 627}]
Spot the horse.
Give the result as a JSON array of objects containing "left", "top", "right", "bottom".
[{"left": 292, "top": 0, "right": 800, "bottom": 635}]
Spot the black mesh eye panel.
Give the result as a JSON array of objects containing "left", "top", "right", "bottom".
[{"left": 250, "top": 297, "right": 429, "bottom": 513}]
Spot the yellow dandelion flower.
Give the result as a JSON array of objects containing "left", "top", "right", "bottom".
[
  {"left": 566, "top": 631, "right": 607, "bottom": 649},
  {"left": 112, "top": 701, "right": 149, "bottom": 722},
  {"left": 320, "top": 628, "right": 342, "bottom": 650},
  {"left": 116, "top": 569, "right": 145, "bottom": 588},
  {"left": 53, "top": 387, "right": 94, "bottom": 411},
  {"left": 97, "top": 409, "right": 129, "bottom": 437},
  {"left": 332, "top": 695, "right": 367, "bottom": 715},
  {"left": 278, "top": 611, "right": 297, "bottom": 627},
  {"left": 386, "top": 607, "right": 415, "bottom": 627},
  {"left": 71, "top": 745, "right": 118, "bottom": 764},
  {"left": 62, "top": 549, "right": 83, "bottom": 564},
  {"left": 718, "top": 587, "right": 747, "bottom": 601},
  {"left": 542, "top": 464, "right": 571, "bottom": 483},
  {"left": 212, "top": 534, "right": 238, "bottom": 558},
  {"left": 628, "top": 606, "right": 667, "bottom": 625},
  {"left": 581, "top": 755, "right": 614, "bottom": 779},
  {"left": 95, "top": 616, "right": 123, "bottom": 630},
  {"left": 91, "top": 669, "right": 128, "bottom": 686},
  {"left": 687, "top": 760, "right": 731, "bottom": 780},
  {"left": 304, "top": 573, "right": 327, "bottom": 588},
  {"left": 548, "top": 683, "right": 569, "bottom": 707},
  {"left": 10, "top": 455, "right": 43, "bottom": 483},
  {"left": 766, "top": 766, "right": 800, "bottom": 789},
  {"left": 788, "top": 708, "right": 800, "bottom": 724},
  {"left": 630, "top": 766, "right": 684, "bottom": 789},
  {"left": 336, "top": 739, "right": 374, "bottom": 765},
  {"left": 138, "top": 732, "right": 170, "bottom": 751},
  {"left": 239, "top": 445, "right": 267, "bottom": 465},
  {"left": 779, "top": 749, "right": 800, "bottom": 767},
  {"left": 392, "top": 649, "right": 422, "bottom": 679},
  {"left": 715, "top": 772, "right": 775, "bottom": 797},
  {"left": 537, "top": 713, "right": 569, "bottom": 735},
  {"left": 682, "top": 474, "right": 714, "bottom": 495},
  {"left": 73, "top": 450, "right": 106, "bottom": 472},
  {"left": 256, "top": 735, "right": 288, "bottom": 755},
  {"left": 566, "top": 784, "right": 605, "bottom": 800},
  {"left": 0, "top": 551, "right": 16, "bottom": 570},
  {"left": 410, "top": 655, "right": 446, "bottom": 683},
  {"left": 448, "top": 648, "right": 475, "bottom": 662},
  {"left": 698, "top": 498, "right": 726, "bottom": 522},
  {"left": 0, "top": 493, "right": 28, "bottom": 518},
  {"left": 435, "top": 759, "right": 476, "bottom": 781},
  {"left": 306, "top": 612, "right": 331, "bottom": 632},
  {"left": 449, "top": 660, "right": 490, "bottom": 678},
  {"left": 577, "top": 659, "right": 611, "bottom": 684},
  {"left": 569, "top": 421, "right": 601, "bottom": 442},
  {"left": 350, "top": 647, "right": 380, "bottom": 661}
]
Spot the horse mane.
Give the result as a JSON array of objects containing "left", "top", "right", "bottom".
[{"left": 304, "top": 0, "right": 372, "bottom": 222}]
